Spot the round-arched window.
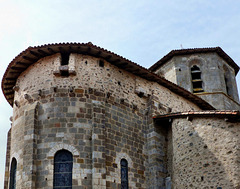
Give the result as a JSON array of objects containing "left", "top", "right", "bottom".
[
  {"left": 191, "top": 65, "right": 204, "bottom": 93},
  {"left": 121, "top": 159, "right": 129, "bottom": 189},
  {"left": 9, "top": 158, "right": 17, "bottom": 189},
  {"left": 53, "top": 150, "right": 73, "bottom": 188}
]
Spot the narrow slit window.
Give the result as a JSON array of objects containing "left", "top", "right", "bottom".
[
  {"left": 61, "top": 53, "right": 70, "bottom": 66},
  {"left": 224, "top": 76, "right": 230, "bottom": 95},
  {"left": 53, "top": 150, "right": 73, "bottom": 188},
  {"left": 60, "top": 53, "right": 70, "bottom": 77},
  {"left": 99, "top": 60, "right": 104, "bottom": 67},
  {"left": 191, "top": 65, "right": 204, "bottom": 93},
  {"left": 223, "top": 65, "right": 234, "bottom": 98},
  {"left": 9, "top": 158, "right": 17, "bottom": 189},
  {"left": 121, "top": 159, "right": 129, "bottom": 189}
]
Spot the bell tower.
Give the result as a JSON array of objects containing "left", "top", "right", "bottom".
[{"left": 149, "top": 47, "right": 240, "bottom": 110}]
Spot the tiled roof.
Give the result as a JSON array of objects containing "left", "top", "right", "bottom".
[
  {"left": 153, "top": 110, "right": 240, "bottom": 122},
  {"left": 149, "top": 47, "right": 239, "bottom": 75},
  {"left": 2, "top": 42, "right": 214, "bottom": 110}
]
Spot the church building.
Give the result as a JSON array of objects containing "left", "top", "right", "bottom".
[{"left": 2, "top": 43, "right": 240, "bottom": 188}]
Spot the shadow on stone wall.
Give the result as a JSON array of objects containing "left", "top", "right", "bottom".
[{"left": 166, "top": 118, "right": 240, "bottom": 189}]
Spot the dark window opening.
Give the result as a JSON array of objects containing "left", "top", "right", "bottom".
[
  {"left": 192, "top": 81, "right": 202, "bottom": 89},
  {"left": 191, "top": 65, "right": 204, "bottom": 93},
  {"left": 138, "top": 92, "right": 144, "bottom": 98},
  {"left": 59, "top": 53, "right": 70, "bottom": 77},
  {"left": 121, "top": 159, "right": 128, "bottom": 189},
  {"left": 99, "top": 60, "right": 104, "bottom": 67},
  {"left": 224, "top": 76, "right": 230, "bottom": 95},
  {"left": 191, "top": 72, "right": 201, "bottom": 80},
  {"left": 223, "top": 65, "right": 234, "bottom": 98},
  {"left": 53, "top": 150, "right": 73, "bottom": 189},
  {"left": 9, "top": 158, "right": 17, "bottom": 189},
  {"left": 61, "top": 53, "right": 70, "bottom": 66}
]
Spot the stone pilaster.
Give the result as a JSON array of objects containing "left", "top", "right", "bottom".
[
  {"left": 145, "top": 95, "right": 169, "bottom": 189},
  {"left": 91, "top": 98, "right": 106, "bottom": 189},
  {"left": 4, "top": 128, "right": 11, "bottom": 189},
  {"left": 22, "top": 102, "right": 39, "bottom": 189}
]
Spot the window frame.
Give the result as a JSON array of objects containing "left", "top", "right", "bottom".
[
  {"left": 191, "top": 65, "right": 204, "bottom": 93},
  {"left": 53, "top": 149, "right": 73, "bottom": 189},
  {"left": 120, "top": 158, "right": 129, "bottom": 189}
]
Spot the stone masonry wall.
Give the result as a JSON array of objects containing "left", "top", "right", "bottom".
[
  {"left": 198, "top": 92, "right": 240, "bottom": 110},
  {"left": 6, "top": 53, "right": 201, "bottom": 188},
  {"left": 155, "top": 58, "right": 177, "bottom": 85},
  {"left": 170, "top": 117, "right": 240, "bottom": 189},
  {"left": 154, "top": 52, "right": 240, "bottom": 110},
  {"left": 13, "top": 53, "right": 200, "bottom": 113}
]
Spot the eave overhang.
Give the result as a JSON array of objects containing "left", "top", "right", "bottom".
[
  {"left": 153, "top": 110, "right": 240, "bottom": 123},
  {"left": 149, "top": 47, "right": 240, "bottom": 75},
  {"left": 2, "top": 42, "right": 215, "bottom": 110}
]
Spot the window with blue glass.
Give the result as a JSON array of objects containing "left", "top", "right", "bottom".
[
  {"left": 121, "top": 159, "right": 128, "bottom": 189},
  {"left": 9, "top": 158, "right": 17, "bottom": 189},
  {"left": 54, "top": 150, "right": 73, "bottom": 188}
]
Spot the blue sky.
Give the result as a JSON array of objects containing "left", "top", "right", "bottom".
[{"left": 0, "top": 0, "right": 240, "bottom": 187}]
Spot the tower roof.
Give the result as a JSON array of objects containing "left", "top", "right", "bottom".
[
  {"left": 149, "top": 47, "right": 240, "bottom": 74},
  {"left": 2, "top": 42, "right": 214, "bottom": 110}
]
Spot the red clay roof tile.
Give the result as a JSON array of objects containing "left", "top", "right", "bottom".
[
  {"left": 2, "top": 42, "right": 215, "bottom": 110},
  {"left": 154, "top": 110, "right": 240, "bottom": 122}
]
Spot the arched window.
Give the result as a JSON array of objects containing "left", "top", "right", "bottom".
[
  {"left": 223, "top": 65, "right": 233, "bottom": 98},
  {"left": 54, "top": 150, "right": 73, "bottom": 188},
  {"left": 121, "top": 159, "right": 128, "bottom": 189},
  {"left": 224, "top": 75, "right": 230, "bottom": 95},
  {"left": 191, "top": 65, "right": 204, "bottom": 93},
  {"left": 9, "top": 158, "right": 17, "bottom": 189}
]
